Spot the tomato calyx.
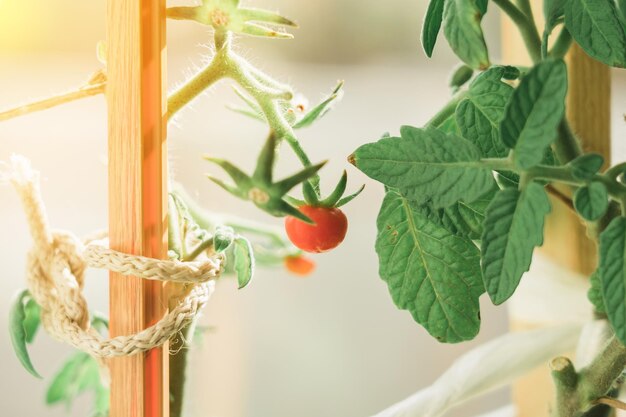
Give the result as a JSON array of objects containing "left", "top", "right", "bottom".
[
  {"left": 205, "top": 132, "right": 326, "bottom": 223},
  {"left": 291, "top": 170, "right": 364, "bottom": 210}
]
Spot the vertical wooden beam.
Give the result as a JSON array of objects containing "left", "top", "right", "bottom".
[
  {"left": 502, "top": 2, "right": 611, "bottom": 417},
  {"left": 107, "top": 0, "right": 168, "bottom": 416}
]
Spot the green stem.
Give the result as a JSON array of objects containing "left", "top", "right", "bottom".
[
  {"left": 167, "top": 57, "right": 225, "bottom": 119},
  {"left": 425, "top": 91, "right": 468, "bottom": 128},
  {"left": 551, "top": 336, "right": 626, "bottom": 417},
  {"left": 184, "top": 237, "right": 214, "bottom": 262},
  {"left": 492, "top": 0, "right": 542, "bottom": 63},
  {"left": 169, "top": 318, "right": 194, "bottom": 417},
  {"left": 554, "top": 119, "right": 584, "bottom": 164},
  {"left": 550, "top": 28, "right": 574, "bottom": 59},
  {"left": 225, "top": 52, "right": 319, "bottom": 189},
  {"left": 606, "top": 162, "right": 626, "bottom": 180}
]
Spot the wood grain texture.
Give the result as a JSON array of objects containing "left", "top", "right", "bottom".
[
  {"left": 107, "top": 0, "right": 168, "bottom": 416},
  {"left": 502, "top": 2, "right": 611, "bottom": 417}
]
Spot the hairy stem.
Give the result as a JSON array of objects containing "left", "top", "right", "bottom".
[
  {"left": 167, "top": 57, "right": 226, "bottom": 119},
  {"left": 169, "top": 320, "right": 194, "bottom": 417},
  {"left": 550, "top": 27, "right": 574, "bottom": 59},
  {"left": 492, "top": 0, "right": 542, "bottom": 63},
  {"left": 554, "top": 119, "right": 584, "bottom": 164},
  {"left": 551, "top": 336, "right": 626, "bottom": 417},
  {"left": 425, "top": 91, "right": 468, "bottom": 128},
  {"left": 0, "top": 83, "right": 105, "bottom": 122}
]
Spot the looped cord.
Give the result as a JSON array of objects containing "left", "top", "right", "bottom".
[{"left": 3, "top": 155, "right": 223, "bottom": 359}]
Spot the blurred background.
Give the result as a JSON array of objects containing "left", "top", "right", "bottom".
[{"left": 0, "top": 1, "right": 623, "bottom": 417}]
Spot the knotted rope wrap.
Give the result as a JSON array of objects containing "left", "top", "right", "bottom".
[{"left": 2, "top": 155, "right": 224, "bottom": 359}]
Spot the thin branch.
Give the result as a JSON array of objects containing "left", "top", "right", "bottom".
[
  {"left": 546, "top": 184, "right": 575, "bottom": 211},
  {"left": 0, "top": 83, "right": 105, "bottom": 122},
  {"left": 595, "top": 397, "right": 626, "bottom": 411}
]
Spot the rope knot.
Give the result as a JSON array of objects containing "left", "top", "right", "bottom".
[{"left": 8, "top": 156, "right": 223, "bottom": 360}]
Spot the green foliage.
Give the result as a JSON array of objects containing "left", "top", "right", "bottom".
[
  {"left": 568, "top": 153, "right": 605, "bottom": 181},
  {"left": 213, "top": 225, "right": 236, "bottom": 253},
  {"left": 564, "top": 0, "right": 626, "bottom": 67},
  {"left": 456, "top": 66, "right": 513, "bottom": 158},
  {"left": 376, "top": 191, "right": 484, "bottom": 343},
  {"left": 206, "top": 133, "right": 326, "bottom": 223},
  {"left": 422, "top": 0, "right": 445, "bottom": 57},
  {"left": 544, "top": 0, "right": 566, "bottom": 31},
  {"left": 449, "top": 65, "right": 474, "bottom": 91},
  {"left": 352, "top": 127, "right": 494, "bottom": 208},
  {"left": 599, "top": 217, "right": 626, "bottom": 344},
  {"left": 574, "top": 182, "right": 609, "bottom": 221},
  {"left": 443, "top": 0, "right": 490, "bottom": 69},
  {"left": 9, "top": 290, "right": 42, "bottom": 378},
  {"left": 233, "top": 236, "right": 255, "bottom": 289},
  {"left": 500, "top": 59, "right": 568, "bottom": 169},
  {"left": 588, "top": 271, "right": 606, "bottom": 314},
  {"left": 23, "top": 297, "right": 41, "bottom": 344},
  {"left": 352, "top": 0, "right": 626, "bottom": 347},
  {"left": 167, "top": 0, "right": 297, "bottom": 39},
  {"left": 481, "top": 183, "right": 551, "bottom": 305},
  {"left": 46, "top": 352, "right": 109, "bottom": 417}
]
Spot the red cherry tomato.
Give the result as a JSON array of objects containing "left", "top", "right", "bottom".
[
  {"left": 284, "top": 255, "right": 316, "bottom": 276},
  {"left": 284, "top": 205, "right": 348, "bottom": 253}
]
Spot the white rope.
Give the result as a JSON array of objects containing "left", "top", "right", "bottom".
[{"left": 371, "top": 325, "right": 581, "bottom": 417}]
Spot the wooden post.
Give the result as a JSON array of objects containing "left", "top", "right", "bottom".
[
  {"left": 107, "top": 0, "right": 168, "bottom": 416},
  {"left": 502, "top": 2, "right": 611, "bottom": 417}
]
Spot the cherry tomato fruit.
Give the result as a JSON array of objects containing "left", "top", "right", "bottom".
[{"left": 284, "top": 205, "right": 348, "bottom": 253}]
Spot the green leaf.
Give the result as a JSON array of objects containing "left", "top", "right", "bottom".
[
  {"left": 588, "top": 270, "right": 606, "bottom": 314},
  {"left": 568, "top": 153, "right": 605, "bottom": 181},
  {"left": 449, "top": 64, "right": 474, "bottom": 90},
  {"left": 437, "top": 113, "right": 460, "bottom": 134},
  {"left": 46, "top": 353, "right": 89, "bottom": 405},
  {"left": 500, "top": 59, "right": 568, "bottom": 169},
  {"left": 544, "top": 0, "right": 566, "bottom": 30},
  {"left": 422, "top": 0, "right": 445, "bottom": 57},
  {"left": 618, "top": 0, "right": 626, "bottom": 25},
  {"left": 292, "top": 81, "right": 344, "bottom": 129},
  {"left": 9, "top": 290, "right": 42, "bottom": 378},
  {"left": 574, "top": 182, "right": 609, "bottom": 221},
  {"left": 46, "top": 352, "right": 108, "bottom": 415},
  {"left": 23, "top": 298, "right": 41, "bottom": 344},
  {"left": 430, "top": 187, "right": 497, "bottom": 239},
  {"left": 443, "top": 0, "right": 490, "bottom": 69},
  {"left": 565, "top": 0, "right": 626, "bottom": 67},
  {"left": 599, "top": 217, "right": 626, "bottom": 344},
  {"left": 352, "top": 126, "right": 494, "bottom": 208},
  {"left": 233, "top": 236, "right": 254, "bottom": 289},
  {"left": 214, "top": 225, "right": 235, "bottom": 252},
  {"left": 376, "top": 191, "right": 484, "bottom": 342},
  {"left": 457, "top": 66, "right": 514, "bottom": 158},
  {"left": 476, "top": 0, "right": 488, "bottom": 15},
  {"left": 481, "top": 183, "right": 552, "bottom": 305}
]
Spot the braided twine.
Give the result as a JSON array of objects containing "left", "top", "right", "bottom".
[{"left": 2, "top": 156, "right": 224, "bottom": 359}]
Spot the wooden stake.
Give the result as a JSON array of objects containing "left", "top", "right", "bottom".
[
  {"left": 502, "top": 2, "right": 611, "bottom": 417},
  {"left": 107, "top": 0, "right": 168, "bottom": 416}
]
